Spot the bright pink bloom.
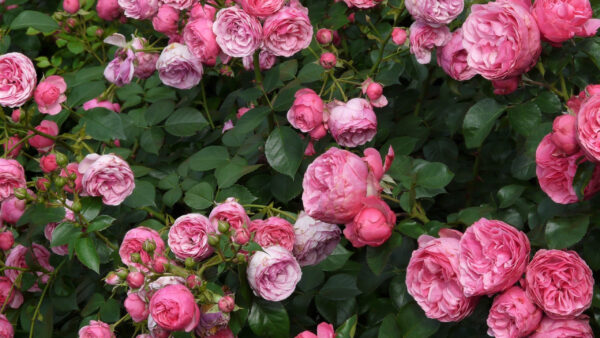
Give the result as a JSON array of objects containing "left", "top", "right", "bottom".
[
  {"left": 242, "top": 50, "right": 277, "bottom": 71},
  {"left": 149, "top": 284, "right": 201, "bottom": 332},
  {"left": 529, "top": 316, "right": 593, "bottom": 338},
  {"left": 161, "top": 0, "right": 193, "bottom": 10},
  {"left": 40, "top": 154, "right": 58, "bottom": 173},
  {"left": 119, "top": 227, "right": 166, "bottom": 270},
  {"left": 316, "top": 29, "right": 333, "bottom": 45},
  {"left": 152, "top": 5, "right": 179, "bottom": 36},
  {"left": 0, "top": 196, "right": 26, "bottom": 224},
  {"left": 125, "top": 292, "right": 149, "bottom": 322},
  {"left": 168, "top": 213, "right": 216, "bottom": 261},
  {"left": 213, "top": 6, "right": 262, "bottom": 58},
  {"left": 0, "top": 314, "right": 13, "bottom": 338},
  {"left": 97, "top": 0, "right": 121, "bottom": 20},
  {"left": 60, "top": 162, "right": 83, "bottom": 193},
  {"left": 295, "top": 322, "right": 335, "bottom": 338},
  {"left": 532, "top": 0, "right": 600, "bottom": 43},
  {"left": 392, "top": 27, "right": 407, "bottom": 45},
  {"left": 486, "top": 286, "right": 543, "bottom": 338},
  {"left": 551, "top": 114, "right": 579, "bottom": 155},
  {"left": 0, "top": 231, "right": 14, "bottom": 250},
  {"left": 218, "top": 295, "right": 234, "bottom": 313},
  {"left": 287, "top": 88, "right": 324, "bottom": 134},
  {"left": 492, "top": 77, "right": 520, "bottom": 95},
  {"left": 3, "top": 136, "right": 22, "bottom": 158},
  {"left": 63, "top": 0, "right": 79, "bottom": 13},
  {"left": 249, "top": 217, "right": 295, "bottom": 252},
  {"left": 78, "top": 320, "right": 114, "bottom": 338},
  {"left": 0, "top": 159, "right": 25, "bottom": 201},
  {"left": 28, "top": 120, "right": 59, "bottom": 152},
  {"left": 343, "top": 197, "right": 396, "bottom": 248},
  {"left": 183, "top": 18, "right": 220, "bottom": 66},
  {"left": 83, "top": 98, "right": 121, "bottom": 112},
  {"left": 79, "top": 153, "right": 135, "bottom": 205},
  {"left": 437, "top": 29, "right": 476, "bottom": 81},
  {"left": 262, "top": 3, "right": 313, "bottom": 57},
  {"left": 320, "top": 52, "right": 337, "bottom": 69},
  {"left": 5, "top": 244, "right": 54, "bottom": 292},
  {"left": 0, "top": 52, "right": 36, "bottom": 108}
]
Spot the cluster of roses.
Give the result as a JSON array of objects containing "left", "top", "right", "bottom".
[
  {"left": 407, "top": 0, "right": 600, "bottom": 95},
  {"left": 405, "top": 218, "right": 595, "bottom": 337}
]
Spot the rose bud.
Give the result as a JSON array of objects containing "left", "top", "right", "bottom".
[
  {"left": 491, "top": 77, "right": 520, "bottom": 96},
  {"left": 366, "top": 82, "right": 383, "bottom": 101},
  {"left": 316, "top": 28, "right": 333, "bottom": 45},
  {"left": 287, "top": 88, "right": 324, "bottom": 134},
  {"left": 78, "top": 321, "right": 114, "bottom": 338},
  {"left": 320, "top": 52, "right": 336, "bottom": 69},
  {"left": 149, "top": 284, "right": 201, "bottom": 332},
  {"left": 218, "top": 295, "right": 235, "bottom": 313},
  {"left": 11, "top": 109, "right": 20, "bottom": 122},
  {"left": 152, "top": 256, "right": 168, "bottom": 273},
  {"left": 3, "top": 136, "right": 22, "bottom": 158},
  {"left": 116, "top": 268, "right": 129, "bottom": 280},
  {"left": 186, "top": 275, "right": 201, "bottom": 289},
  {"left": 348, "top": 12, "right": 355, "bottom": 22},
  {"left": 551, "top": 114, "right": 578, "bottom": 155},
  {"left": 35, "top": 178, "right": 50, "bottom": 191},
  {"left": 0, "top": 231, "right": 14, "bottom": 251},
  {"left": 343, "top": 197, "right": 396, "bottom": 248},
  {"left": 127, "top": 271, "right": 145, "bottom": 289},
  {"left": 486, "top": 286, "right": 542, "bottom": 338},
  {"left": 120, "top": 227, "right": 166, "bottom": 272},
  {"left": 60, "top": 162, "right": 83, "bottom": 193},
  {"left": 125, "top": 292, "right": 149, "bottom": 322},
  {"left": 63, "top": 0, "right": 79, "bottom": 13},
  {"left": 40, "top": 154, "right": 58, "bottom": 173},
  {"left": 233, "top": 227, "right": 250, "bottom": 245},
  {"left": 391, "top": 27, "right": 407, "bottom": 45},
  {"left": 152, "top": 5, "right": 179, "bottom": 36},
  {"left": 105, "top": 272, "right": 121, "bottom": 285}
]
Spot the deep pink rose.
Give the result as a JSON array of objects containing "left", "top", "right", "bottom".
[
  {"left": 119, "top": 227, "right": 166, "bottom": 270},
  {"left": 0, "top": 196, "right": 26, "bottom": 224},
  {"left": 458, "top": 218, "right": 530, "bottom": 296},
  {"left": 525, "top": 249, "right": 593, "bottom": 319},
  {"left": 392, "top": 27, "right": 407, "bottom": 45},
  {"left": 316, "top": 29, "right": 333, "bottom": 45},
  {"left": 406, "top": 229, "right": 479, "bottom": 322},
  {"left": 532, "top": 0, "right": 600, "bottom": 43},
  {"left": 190, "top": 1, "right": 216, "bottom": 20},
  {"left": 343, "top": 0, "right": 381, "bottom": 8},
  {"left": 0, "top": 276, "right": 23, "bottom": 309},
  {"left": 3, "top": 136, "right": 22, "bottom": 158},
  {"left": 208, "top": 197, "right": 251, "bottom": 232},
  {"left": 97, "top": 0, "right": 121, "bottom": 20},
  {"left": 576, "top": 94, "right": 600, "bottom": 161},
  {"left": 183, "top": 18, "right": 220, "bottom": 66},
  {"left": 28, "top": 120, "right": 58, "bottom": 152},
  {"left": 213, "top": 6, "right": 262, "bottom": 58},
  {"left": 487, "top": 286, "right": 542, "bottom": 338},
  {"left": 60, "top": 162, "right": 83, "bottom": 193},
  {"left": 292, "top": 211, "right": 341, "bottom": 267},
  {"left": 247, "top": 245, "right": 302, "bottom": 301},
  {"left": 462, "top": 0, "right": 541, "bottom": 80},
  {"left": 287, "top": 88, "right": 324, "bottom": 133},
  {"left": 63, "top": 0, "right": 79, "bottom": 13},
  {"left": 0, "top": 314, "right": 13, "bottom": 338},
  {"left": 157, "top": 43, "right": 204, "bottom": 89},
  {"left": 262, "top": 4, "right": 313, "bottom": 57},
  {"left": 79, "top": 153, "right": 135, "bottom": 205},
  {"left": 0, "top": 159, "right": 26, "bottom": 201},
  {"left": 361, "top": 78, "right": 388, "bottom": 108},
  {"left": 34, "top": 75, "right": 66, "bottom": 115},
  {"left": 218, "top": 295, "right": 234, "bottom": 313},
  {"left": 40, "top": 154, "right": 57, "bottom": 173},
  {"left": 0, "top": 231, "right": 14, "bottom": 250},
  {"left": 83, "top": 98, "right": 121, "bottom": 112},
  {"left": 406, "top": 0, "right": 464, "bottom": 25},
  {"left": 78, "top": 320, "right": 114, "bottom": 338},
  {"left": 168, "top": 213, "right": 216, "bottom": 261},
  {"left": 551, "top": 114, "right": 578, "bottom": 155},
  {"left": 152, "top": 5, "right": 179, "bottom": 36},
  {"left": 492, "top": 77, "right": 520, "bottom": 95},
  {"left": 161, "top": 0, "right": 192, "bottom": 10},
  {"left": 319, "top": 52, "right": 337, "bottom": 69},
  {"left": 529, "top": 316, "right": 593, "bottom": 338},
  {"left": 5, "top": 244, "right": 54, "bottom": 292},
  {"left": 295, "top": 322, "right": 335, "bottom": 338},
  {"left": 125, "top": 292, "right": 149, "bottom": 322},
  {"left": 437, "top": 29, "right": 476, "bottom": 81},
  {"left": 343, "top": 197, "right": 396, "bottom": 248},
  {"left": 242, "top": 50, "right": 277, "bottom": 71},
  {"left": 328, "top": 98, "right": 377, "bottom": 148},
  {"left": 0, "top": 52, "right": 36, "bottom": 108},
  {"left": 409, "top": 21, "right": 451, "bottom": 64},
  {"left": 149, "top": 284, "right": 200, "bottom": 332},
  {"left": 249, "top": 217, "right": 295, "bottom": 252},
  {"left": 241, "top": 0, "right": 285, "bottom": 16},
  {"left": 117, "top": 0, "right": 158, "bottom": 19}
]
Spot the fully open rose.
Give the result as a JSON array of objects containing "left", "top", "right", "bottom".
[
  {"left": 0, "top": 52, "right": 37, "bottom": 108},
  {"left": 247, "top": 245, "right": 302, "bottom": 301}
]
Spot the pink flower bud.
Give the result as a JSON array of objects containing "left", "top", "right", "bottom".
[
  {"left": 320, "top": 52, "right": 336, "bottom": 69},
  {"left": 186, "top": 275, "right": 201, "bottom": 289},
  {"left": 218, "top": 295, "right": 235, "bottom": 313},
  {"left": 125, "top": 292, "right": 149, "bottom": 322},
  {"left": 28, "top": 120, "right": 59, "bottom": 153},
  {"left": 127, "top": 271, "right": 144, "bottom": 289},
  {"left": 366, "top": 82, "right": 383, "bottom": 101},
  {"left": 0, "top": 231, "right": 14, "bottom": 251},
  {"left": 11, "top": 109, "right": 20, "bottom": 122},
  {"left": 35, "top": 178, "right": 49, "bottom": 191},
  {"left": 316, "top": 28, "right": 333, "bottom": 45},
  {"left": 63, "top": 0, "right": 79, "bottom": 13},
  {"left": 105, "top": 272, "right": 121, "bottom": 285},
  {"left": 343, "top": 197, "right": 396, "bottom": 248},
  {"left": 391, "top": 27, "right": 407, "bottom": 45},
  {"left": 152, "top": 5, "right": 179, "bottom": 36},
  {"left": 491, "top": 77, "right": 520, "bottom": 95},
  {"left": 348, "top": 12, "right": 355, "bottom": 23},
  {"left": 233, "top": 227, "right": 250, "bottom": 245},
  {"left": 40, "top": 154, "right": 58, "bottom": 173},
  {"left": 551, "top": 115, "right": 578, "bottom": 155},
  {"left": 153, "top": 256, "right": 168, "bottom": 273}
]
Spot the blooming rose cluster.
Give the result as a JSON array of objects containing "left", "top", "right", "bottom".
[{"left": 405, "top": 218, "right": 595, "bottom": 335}]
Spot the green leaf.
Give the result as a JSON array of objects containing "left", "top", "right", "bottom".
[
  {"left": 99, "top": 298, "right": 120, "bottom": 323},
  {"left": 222, "top": 106, "right": 271, "bottom": 146},
  {"left": 67, "top": 80, "right": 105, "bottom": 106},
  {"left": 317, "top": 244, "right": 353, "bottom": 271},
  {"left": 378, "top": 314, "right": 400, "bottom": 338},
  {"left": 319, "top": 274, "right": 362, "bottom": 301},
  {"left": 75, "top": 237, "right": 100, "bottom": 273},
  {"left": 164, "top": 107, "right": 208, "bottom": 136},
  {"left": 415, "top": 161, "right": 454, "bottom": 189},
  {"left": 336, "top": 314, "right": 358, "bottom": 338},
  {"left": 215, "top": 185, "right": 257, "bottom": 204},
  {"left": 248, "top": 300, "right": 290, "bottom": 338},
  {"left": 81, "top": 108, "right": 126, "bottom": 142},
  {"left": 315, "top": 296, "right": 357, "bottom": 327},
  {"left": 573, "top": 162, "right": 596, "bottom": 201},
  {"left": 140, "top": 127, "right": 164, "bottom": 155},
  {"left": 184, "top": 182, "right": 214, "bottom": 210},
  {"left": 298, "top": 63, "right": 325, "bottom": 83},
  {"left": 508, "top": 102, "right": 542, "bottom": 136},
  {"left": 535, "top": 91, "right": 562, "bottom": 114},
  {"left": 390, "top": 274, "right": 410, "bottom": 309},
  {"left": 124, "top": 180, "right": 156, "bottom": 208},
  {"left": 396, "top": 302, "right": 440, "bottom": 338},
  {"left": 497, "top": 185, "right": 526, "bottom": 208},
  {"left": 215, "top": 158, "right": 261, "bottom": 188},
  {"left": 265, "top": 127, "right": 304, "bottom": 178},
  {"left": 366, "top": 233, "right": 402, "bottom": 275},
  {"left": 188, "top": 146, "right": 230, "bottom": 172},
  {"left": 18, "top": 204, "right": 65, "bottom": 227},
  {"left": 86, "top": 216, "right": 116, "bottom": 232},
  {"left": 462, "top": 99, "right": 506, "bottom": 149},
  {"left": 146, "top": 100, "right": 175, "bottom": 125},
  {"left": 80, "top": 197, "right": 102, "bottom": 221},
  {"left": 10, "top": 10, "right": 59, "bottom": 33},
  {"left": 51, "top": 222, "right": 81, "bottom": 247},
  {"left": 545, "top": 215, "right": 590, "bottom": 249}
]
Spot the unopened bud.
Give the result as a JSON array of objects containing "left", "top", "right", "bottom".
[
  {"left": 70, "top": 200, "right": 82, "bottom": 213},
  {"left": 217, "top": 220, "right": 230, "bottom": 233},
  {"left": 142, "top": 239, "right": 156, "bottom": 253},
  {"left": 55, "top": 153, "right": 68, "bottom": 167},
  {"left": 55, "top": 176, "right": 67, "bottom": 188},
  {"left": 236, "top": 253, "right": 246, "bottom": 263},
  {"left": 208, "top": 235, "right": 219, "bottom": 247},
  {"left": 218, "top": 295, "right": 235, "bottom": 313},
  {"left": 185, "top": 257, "right": 195, "bottom": 269},
  {"left": 130, "top": 252, "right": 142, "bottom": 263},
  {"left": 127, "top": 271, "right": 144, "bottom": 289},
  {"left": 13, "top": 188, "right": 27, "bottom": 200},
  {"left": 116, "top": 268, "right": 129, "bottom": 280}
]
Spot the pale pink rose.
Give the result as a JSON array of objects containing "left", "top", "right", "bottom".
[
  {"left": 316, "top": 29, "right": 333, "bottom": 45},
  {"left": 525, "top": 249, "right": 593, "bottom": 319},
  {"left": 551, "top": 114, "right": 578, "bottom": 155},
  {"left": 190, "top": 1, "right": 216, "bottom": 20},
  {"left": 125, "top": 292, "right": 149, "bottom": 322},
  {"left": 462, "top": 0, "right": 541, "bottom": 80},
  {"left": 156, "top": 43, "right": 204, "bottom": 89},
  {"left": 5, "top": 244, "right": 54, "bottom": 292},
  {"left": 295, "top": 322, "right": 335, "bottom": 338},
  {"left": 0, "top": 314, "right": 13, "bottom": 338},
  {"left": 119, "top": 227, "right": 166, "bottom": 270},
  {"left": 40, "top": 154, "right": 57, "bottom": 173},
  {"left": 247, "top": 245, "right": 302, "bottom": 301},
  {"left": 168, "top": 213, "right": 216, "bottom": 261},
  {"left": 34, "top": 76, "right": 66, "bottom": 115},
  {"left": 213, "top": 6, "right": 263, "bottom": 58},
  {"left": 3, "top": 136, "right": 22, "bottom": 158},
  {"left": 0, "top": 196, "right": 26, "bottom": 224},
  {"left": 242, "top": 50, "right": 277, "bottom": 70},
  {"left": 487, "top": 286, "right": 542, "bottom": 338},
  {"left": 287, "top": 88, "right": 324, "bottom": 133},
  {"left": 83, "top": 98, "right": 121, "bottom": 112},
  {"left": 328, "top": 98, "right": 377, "bottom": 148},
  {"left": 60, "top": 162, "right": 83, "bottom": 193},
  {"left": 249, "top": 217, "right": 295, "bottom": 252},
  {"left": 409, "top": 21, "right": 451, "bottom": 64},
  {"left": 492, "top": 77, "right": 520, "bottom": 95},
  {"left": 161, "top": 0, "right": 193, "bottom": 10},
  {"left": 0, "top": 276, "right": 23, "bottom": 309},
  {"left": 28, "top": 120, "right": 58, "bottom": 152},
  {"left": 293, "top": 211, "right": 341, "bottom": 267},
  {"left": 79, "top": 153, "right": 135, "bottom": 205},
  {"left": 262, "top": 4, "right": 313, "bottom": 57},
  {"left": 343, "top": 197, "right": 396, "bottom": 248},
  {"left": 63, "top": 0, "right": 80, "bottom": 13},
  {"left": 97, "top": 0, "right": 122, "bottom": 20},
  {"left": 240, "top": 0, "right": 284, "bottom": 16},
  {"left": 406, "top": 0, "right": 464, "bottom": 25},
  {"left": 208, "top": 197, "right": 251, "bottom": 232},
  {"left": 302, "top": 147, "right": 381, "bottom": 224},
  {"left": 104, "top": 47, "right": 135, "bottom": 86},
  {"left": 0, "top": 53, "right": 36, "bottom": 108},
  {"left": 152, "top": 5, "right": 179, "bottom": 36},
  {"left": 529, "top": 316, "right": 593, "bottom": 338},
  {"left": 458, "top": 218, "right": 530, "bottom": 297},
  {"left": 533, "top": 0, "right": 600, "bottom": 43},
  {"left": 0, "top": 159, "right": 25, "bottom": 201},
  {"left": 117, "top": 0, "right": 158, "bottom": 19},
  {"left": 576, "top": 94, "right": 600, "bottom": 161},
  {"left": 78, "top": 320, "right": 115, "bottom": 338},
  {"left": 361, "top": 78, "right": 388, "bottom": 108},
  {"left": 44, "top": 223, "right": 69, "bottom": 256},
  {"left": 437, "top": 29, "right": 476, "bottom": 81},
  {"left": 343, "top": 0, "right": 381, "bottom": 8},
  {"left": 183, "top": 18, "right": 220, "bottom": 66},
  {"left": 0, "top": 231, "right": 14, "bottom": 250},
  {"left": 391, "top": 27, "right": 407, "bottom": 45},
  {"left": 319, "top": 52, "right": 337, "bottom": 69},
  {"left": 149, "top": 284, "right": 201, "bottom": 332}
]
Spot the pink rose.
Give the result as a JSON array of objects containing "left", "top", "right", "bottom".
[
  {"left": 160, "top": 0, "right": 193, "bottom": 10},
  {"left": 60, "top": 162, "right": 83, "bottom": 193},
  {"left": 492, "top": 77, "right": 520, "bottom": 95},
  {"left": 529, "top": 316, "right": 593, "bottom": 338},
  {"left": 190, "top": 1, "right": 216, "bottom": 20},
  {"left": 343, "top": 197, "right": 396, "bottom": 248},
  {"left": 292, "top": 211, "right": 341, "bottom": 267},
  {"left": 156, "top": 43, "right": 204, "bottom": 89},
  {"left": 551, "top": 114, "right": 578, "bottom": 155},
  {"left": 134, "top": 50, "right": 159, "bottom": 79},
  {"left": 525, "top": 249, "right": 593, "bottom": 319},
  {"left": 458, "top": 218, "right": 530, "bottom": 297},
  {"left": 125, "top": 292, "right": 149, "bottom": 322},
  {"left": 83, "top": 98, "right": 121, "bottom": 112},
  {"left": 242, "top": 50, "right": 277, "bottom": 71},
  {"left": 343, "top": 0, "right": 381, "bottom": 8},
  {"left": 406, "top": 0, "right": 464, "bottom": 25},
  {"left": 409, "top": 21, "right": 451, "bottom": 64},
  {"left": 487, "top": 286, "right": 542, "bottom": 338},
  {"left": 247, "top": 245, "right": 302, "bottom": 301},
  {"left": 0, "top": 314, "right": 13, "bottom": 338},
  {"left": 0, "top": 231, "right": 14, "bottom": 250},
  {"left": 11, "top": 109, "right": 20, "bottom": 122},
  {"left": 391, "top": 27, "right": 407, "bottom": 45},
  {"left": 5, "top": 244, "right": 54, "bottom": 292},
  {"left": 249, "top": 217, "right": 295, "bottom": 252},
  {"left": 152, "top": 5, "right": 179, "bottom": 36},
  {"left": 328, "top": 98, "right": 377, "bottom": 148},
  {"left": 316, "top": 29, "right": 333, "bottom": 45},
  {"left": 40, "top": 154, "right": 58, "bottom": 173},
  {"left": 44, "top": 223, "right": 69, "bottom": 256},
  {"left": 319, "top": 52, "right": 337, "bottom": 69},
  {"left": 34, "top": 75, "right": 66, "bottom": 115},
  {"left": 262, "top": 3, "right": 313, "bottom": 57},
  {"left": 0, "top": 159, "right": 26, "bottom": 201},
  {"left": 0, "top": 276, "right": 23, "bottom": 309},
  {"left": 104, "top": 46, "right": 135, "bottom": 87},
  {"left": 532, "top": 0, "right": 600, "bottom": 43},
  {"left": 406, "top": 229, "right": 479, "bottom": 322},
  {"left": 168, "top": 213, "right": 216, "bottom": 261},
  {"left": 119, "top": 227, "right": 166, "bottom": 270},
  {"left": 183, "top": 18, "right": 220, "bottom": 66},
  {"left": 78, "top": 320, "right": 114, "bottom": 338},
  {"left": 213, "top": 6, "right": 263, "bottom": 58},
  {"left": 63, "top": 0, "right": 79, "bottom": 13},
  {"left": 295, "top": 322, "right": 335, "bottom": 338},
  {"left": 0, "top": 196, "right": 26, "bottom": 224},
  {"left": 149, "top": 284, "right": 201, "bottom": 332},
  {"left": 241, "top": 0, "right": 285, "bottom": 16},
  {"left": 208, "top": 197, "right": 251, "bottom": 232},
  {"left": 462, "top": 0, "right": 541, "bottom": 80},
  {"left": 287, "top": 88, "right": 324, "bottom": 134},
  {"left": 117, "top": 0, "right": 158, "bottom": 19},
  {"left": 436, "top": 29, "right": 476, "bottom": 81},
  {"left": 361, "top": 78, "right": 388, "bottom": 108},
  {"left": 3, "top": 136, "right": 22, "bottom": 158},
  {"left": 79, "top": 153, "right": 135, "bottom": 205},
  {"left": 0, "top": 52, "right": 37, "bottom": 108},
  {"left": 576, "top": 95, "right": 600, "bottom": 161},
  {"left": 97, "top": 0, "right": 122, "bottom": 20},
  {"left": 28, "top": 120, "right": 59, "bottom": 152},
  {"left": 218, "top": 295, "right": 235, "bottom": 313}
]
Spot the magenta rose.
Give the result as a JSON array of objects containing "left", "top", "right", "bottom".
[
  {"left": 78, "top": 320, "right": 114, "bottom": 338},
  {"left": 437, "top": 29, "right": 476, "bottom": 81},
  {"left": 0, "top": 276, "right": 23, "bottom": 309},
  {"left": 117, "top": 0, "right": 158, "bottom": 19},
  {"left": 149, "top": 284, "right": 201, "bottom": 332},
  {"left": 525, "top": 249, "right": 594, "bottom": 319},
  {"left": 34, "top": 75, "right": 66, "bottom": 115},
  {"left": 213, "top": 6, "right": 263, "bottom": 58},
  {"left": 0, "top": 231, "right": 14, "bottom": 251},
  {"left": 343, "top": 197, "right": 396, "bottom": 248},
  {"left": 292, "top": 211, "right": 341, "bottom": 267},
  {"left": 462, "top": 0, "right": 541, "bottom": 80},
  {"left": 0, "top": 52, "right": 37, "bottom": 108},
  {"left": 119, "top": 227, "right": 166, "bottom": 270},
  {"left": 183, "top": 18, "right": 220, "bottom": 66},
  {"left": 328, "top": 98, "right": 377, "bottom": 148},
  {"left": 0, "top": 196, "right": 26, "bottom": 224},
  {"left": 156, "top": 43, "right": 204, "bottom": 90},
  {"left": 342, "top": 0, "right": 381, "bottom": 9},
  {"left": 40, "top": 154, "right": 58, "bottom": 173},
  {"left": 152, "top": 4, "right": 179, "bottom": 36},
  {"left": 529, "top": 316, "right": 593, "bottom": 338},
  {"left": 406, "top": 0, "right": 464, "bottom": 25},
  {"left": 160, "top": 0, "right": 192, "bottom": 10},
  {"left": 83, "top": 98, "right": 121, "bottom": 112},
  {"left": 247, "top": 245, "right": 302, "bottom": 301},
  {"left": 551, "top": 114, "right": 578, "bottom": 155},
  {"left": 240, "top": 0, "right": 285, "bottom": 16},
  {"left": 296, "top": 322, "right": 335, "bottom": 338},
  {"left": 0, "top": 159, "right": 26, "bottom": 201},
  {"left": 242, "top": 50, "right": 277, "bottom": 71},
  {"left": 79, "top": 153, "right": 135, "bottom": 205},
  {"left": 287, "top": 88, "right": 324, "bottom": 134},
  {"left": 262, "top": 3, "right": 313, "bottom": 57},
  {"left": 409, "top": 21, "right": 451, "bottom": 65},
  {"left": 28, "top": 120, "right": 59, "bottom": 152},
  {"left": 458, "top": 218, "right": 530, "bottom": 297},
  {"left": 0, "top": 314, "right": 13, "bottom": 338},
  {"left": 125, "top": 292, "right": 149, "bottom": 322},
  {"left": 97, "top": 0, "right": 122, "bottom": 20},
  {"left": 168, "top": 213, "right": 217, "bottom": 261},
  {"left": 208, "top": 197, "right": 251, "bottom": 232},
  {"left": 406, "top": 229, "right": 479, "bottom": 322},
  {"left": 486, "top": 286, "right": 542, "bottom": 338},
  {"left": 249, "top": 217, "right": 295, "bottom": 252},
  {"left": 5, "top": 244, "right": 54, "bottom": 292},
  {"left": 532, "top": 0, "right": 600, "bottom": 43}
]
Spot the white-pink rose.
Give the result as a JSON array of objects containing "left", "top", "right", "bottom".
[
  {"left": 247, "top": 245, "right": 302, "bottom": 301},
  {"left": 406, "top": 0, "right": 464, "bottom": 25},
  {"left": 0, "top": 159, "right": 26, "bottom": 201},
  {"left": 117, "top": 0, "right": 158, "bottom": 19},
  {"left": 0, "top": 52, "right": 37, "bottom": 108},
  {"left": 156, "top": 43, "right": 204, "bottom": 89},
  {"left": 292, "top": 211, "right": 341, "bottom": 267}
]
